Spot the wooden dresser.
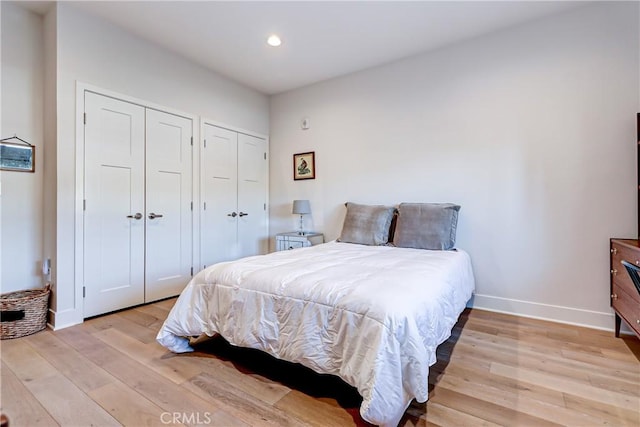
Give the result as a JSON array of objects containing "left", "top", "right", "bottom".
[{"left": 609, "top": 238, "right": 640, "bottom": 338}]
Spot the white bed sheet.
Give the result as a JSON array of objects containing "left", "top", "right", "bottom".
[{"left": 157, "top": 241, "right": 475, "bottom": 426}]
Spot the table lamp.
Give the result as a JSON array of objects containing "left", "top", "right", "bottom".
[{"left": 292, "top": 200, "right": 311, "bottom": 235}]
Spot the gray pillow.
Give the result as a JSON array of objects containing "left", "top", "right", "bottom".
[
  {"left": 338, "top": 202, "right": 396, "bottom": 246},
  {"left": 393, "top": 203, "right": 460, "bottom": 250}
]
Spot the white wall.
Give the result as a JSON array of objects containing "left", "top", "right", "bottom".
[
  {"left": 42, "top": 4, "right": 57, "bottom": 313},
  {"left": 269, "top": 2, "right": 640, "bottom": 330},
  {"left": 0, "top": 2, "right": 45, "bottom": 292},
  {"left": 49, "top": 3, "right": 269, "bottom": 327},
  {"left": 1, "top": 0, "right": 3, "bottom": 293},
  {"left": 0, "top": 0, "right": 2, "bottom": 291}
]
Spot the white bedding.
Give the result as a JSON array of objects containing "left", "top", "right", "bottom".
[{"left": 157, "top": 241, "right": 475, "bottom": 426}]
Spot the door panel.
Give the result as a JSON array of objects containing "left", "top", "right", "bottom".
[
  {"left": 145, "top": 109, "right": 193, "bottom": 302},
  {"left": 237, "top": 133, "right": 268, "bottom": 258},
  {"left": 84, "top": 92, "right": 145, "bottom": 317},
  {"left": 98, "top": 166, "right": 136, "bottom": 287},
  {"left": 201, "top": 124, "right": 238, "bottom": 267}
]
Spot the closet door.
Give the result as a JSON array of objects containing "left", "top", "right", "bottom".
[
  {"left": 237, "top": 133, "right": 268, "bottom": 258},
  {"left": 84, "top": 92, "right": 145, "bottom": 317},
  {"left": 201, "top": 124, "right": 239, "bottom": 267},
  {"left": 145, "top": 109, "right": 193, "bottom": 302},
  {"left": 201, "top": 124, "right": 268, "bottom": 267}
]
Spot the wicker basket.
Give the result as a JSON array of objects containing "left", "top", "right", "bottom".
[{"left": 0, "top": 284, "right": 50, "bottom": 339}]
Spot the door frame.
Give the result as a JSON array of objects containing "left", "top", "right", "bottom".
[
  {"left": 74, "top": 82, "right": 198, "bottom": 322},
  {"left": 199, "top": 118, "right": 270, "bottom": 270}
]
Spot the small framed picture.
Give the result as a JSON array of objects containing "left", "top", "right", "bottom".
[
  {"left": 293, "top": 151, "right": 315, "bottom": 180},
  {"left": 0, "top": 141, "right": 35, "bottom": 172}
]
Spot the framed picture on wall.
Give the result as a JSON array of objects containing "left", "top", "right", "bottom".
[
  {"left": 0, "top": 139, "right": 35, "bottom": 172},
  {"left": 293, "top": 151, "right": 315, "bottom": 180}
]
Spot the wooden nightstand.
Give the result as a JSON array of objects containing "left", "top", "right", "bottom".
[{"left": 276, "top": 232, "right": 324, "bottom": 251}]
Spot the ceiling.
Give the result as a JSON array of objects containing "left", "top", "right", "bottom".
[{"left": 18, "top": 1, "right": 587, "bottom": 95}]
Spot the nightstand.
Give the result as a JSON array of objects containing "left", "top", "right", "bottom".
[{"left": 276, "top": 232, "right": 324, "bottom": 251}]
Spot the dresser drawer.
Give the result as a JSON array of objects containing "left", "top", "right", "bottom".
[
  {"left": 276, "top": 239, "right": 305, "bottom": 251},
  {"left": 284, "top": 240, "right": 305, "bottom": 250},
  {"left": 612, "top": 282, "right": 640, "bottom": 336},
  {"left": 611, "top": 268, "right": 640, "bottom": 306},
  {"left": 611, "top": 242, "right": 640, "bottom": 268},
  {"left": 275, "top": 232, "right": 324, "bottom": 252},
  {"left": 611, "top": 247, "right": 640, "bottom": 305}
]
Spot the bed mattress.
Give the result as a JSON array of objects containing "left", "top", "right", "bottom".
[{"left": 157, "top": 241, "right": 475, "bottom": 426}]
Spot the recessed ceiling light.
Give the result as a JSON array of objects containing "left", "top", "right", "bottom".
[{"left": 267, "top": 35, "right": 282, "bottom": 47}]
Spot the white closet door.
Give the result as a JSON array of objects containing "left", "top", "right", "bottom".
[
  {"left": 84, "top": 92, "right": 145, "bottom": 317},
  {"left": 201, "top": 124, "right": 239, "bottom": 267},
  {"left": 145, "top": 109, "right": 193, "bottom": 302},
  {"left": 237, "top": 133, "right": 268, "bottom": 258}
]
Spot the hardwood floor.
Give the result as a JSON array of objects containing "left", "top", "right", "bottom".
[{"left": 1, "top": 299, "right": 638, "bottom": 426}]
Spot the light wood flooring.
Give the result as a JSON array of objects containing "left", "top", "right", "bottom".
[{"left": 1, "top": 299, "right": 638, "bottom": 426}]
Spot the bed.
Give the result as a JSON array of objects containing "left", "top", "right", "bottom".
[{"left": 157, "top": 203, "right": 475, "bottom": 426}]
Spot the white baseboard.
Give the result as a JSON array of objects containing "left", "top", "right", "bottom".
[
  {"left": 48, "top": 308, "right": 83, "bottom": 331},
  {"left": 45, "top": 294, "right": 632, "bottom": 334},
  {"left": 468, "top": 293, "right": 619, "bottom": 332}
]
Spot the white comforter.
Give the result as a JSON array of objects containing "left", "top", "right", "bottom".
[{"left": 157, "top": 241, "right": 475, "bottom": 426}]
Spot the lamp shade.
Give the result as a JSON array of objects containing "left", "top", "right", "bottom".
[{"left": 292, "top": 199, "right": 311, "bottom": 215}]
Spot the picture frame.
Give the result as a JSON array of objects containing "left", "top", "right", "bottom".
[
  {"left": 0, "top": 141, "right": 35, "bottom": 173},
  {"left": 293, "top": 151, "right": 315, "bottom": 180}
]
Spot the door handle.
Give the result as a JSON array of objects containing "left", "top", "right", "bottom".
[
  {"left": 148, "top": 212, "right": 164, "bottom": 219},
  {"left": 126, "top": 213, "right": 143, "bottom": 220},
  {"left": 227, "top": 212, "right": 237, "bottom": 217},
  {"left": 239, "top": 212, "right": 249, "bottom": 217}
]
